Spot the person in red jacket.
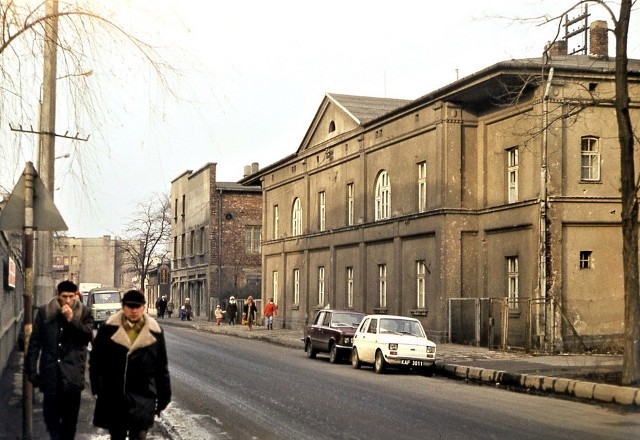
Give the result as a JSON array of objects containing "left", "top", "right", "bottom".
[{"left": 263, "top": 298, "right": 277, "bottom": 330}]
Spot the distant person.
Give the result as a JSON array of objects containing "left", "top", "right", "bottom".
[
  {"left": 25, "top": 280, "right": 93, "bottom": 440},
  {"left": 263, "top": 298, "right": 277, "bottom": 330},
  {"left": 166, "top": 299, "right": 174, "bottom": 318},
  {"left": 214, "top": 305, "right": 224, "bottom": 325},
  {"left": 90, "top": 289, "right": 171, "bottom": 440},
  {"left": 156, "top": 295, "right": 167, "bottom": 319},
  {"left": 242, "top": 296, "right": 258, "bottom": 331},
  {"left": 181, "top": 298, "right": 193, "bottom": 321},
  {"left": 226, "top": 296, "right": 238, "bottom": 325}
]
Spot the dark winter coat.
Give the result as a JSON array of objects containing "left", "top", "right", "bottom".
[
  {"left": 90, "top": 312, "right": 171, "bottom": 431},
  {"left": 225, "top": 300, "right": 238, "bottom": 321},
  {"left": 25, "top": 297, "right": 93, "bottom": 395},
  {"left": 243, "top": 301, "right": 258, "bottom": 324}
]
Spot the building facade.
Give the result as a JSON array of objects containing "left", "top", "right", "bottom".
[
  {"left": 53, "top": 235, "right": 137, "bottom": 290},
  {"left": 0, "top": 231, "right": 24, "bottom": 374},
  {"left": 170, "top": 163, "right": 262, "bottom": 320},
  {"left": 242, "top": 28, "right": 639, "bottom": 351}
]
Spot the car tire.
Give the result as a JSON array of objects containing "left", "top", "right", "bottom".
[
  {"left": 422, "top": 363, "right": 436, "bottom": 377},
  {"left": 329, "top": 343, "right": 339, "bottom": 364},
  {"left": 374, "top": 350, "right": 386, "bottom": 374},
  {"left": 351, "top": 348, "right": 361, "bottom": 369},
  {"left": 305, "top": 340, "right": 317, "bottom": 359}
]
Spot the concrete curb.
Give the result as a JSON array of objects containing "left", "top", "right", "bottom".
[{"left": 436, "top": 362, "right": 640, "bottom": 407}]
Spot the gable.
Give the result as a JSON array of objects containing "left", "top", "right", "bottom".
[{"left": 298, "top": 93, "right": 411, "bottom": 154}]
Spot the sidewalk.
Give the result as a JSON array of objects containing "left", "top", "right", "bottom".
[{"left": 160, "top": 314, "right": 639, "bottom": 407}]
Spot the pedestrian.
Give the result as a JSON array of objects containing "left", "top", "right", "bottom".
[
  {"left": 214, "top": 305, "right": 224, "bottom": 325},
  {"left": 156, "top": 295, "right": 167, "bottom": 319},
  {"left": 182, "top": 297, "right": 192, "bottom": 321},
  {"left": 242, "top": 296, "right": 258, "bottom": 331},
  {"left": 263, "top": 298, "right": 277, "bottom": 330},
  {"left": 90, "top": 289, "right": 171, "bottom": 440},
  {"left": 25, "top": 280, "right": 94, "bottom": 440},
  {"left": 226, "top": 296, "right": 238, "bottom": 325},
  {"left": 166, "top": 299, "right": 174, "bottom": 318}
]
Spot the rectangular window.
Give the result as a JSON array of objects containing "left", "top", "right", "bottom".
[
  {"left": 273, "top": 205, "right": 279, "bottom": 239},
  {"left": 273, "top": 271, "right": 279, "bottom": 305},
  {"left": 181, "top": 195, "right": 186, "bottom": 218},
  {"left": 347, "top": 183, "right": 354, "bottom": 226},
  {"left": 416, "top": 260, "right": 426, "bottom": 308},
  {"left": 580, "top": 251, "right": 592, "bottom": 269},
  {"left": 173, "top": 237, "right": 177, "bottom": 259},
  {"left": 181, "top": 234, "right": 186, "bottom": 258},
  {"left": 293, "top": 269, "right": 300, "bottom": 304},
  {"left": 346, "top": 266, "right": 354, "bottom": 308},
  {"left": 174, "top": 198, "right": 178, "bottom": 220},
  {"left": 418, "top": 161, "right": 427, "bottom": 212},
  {"left": 190, "top": 230, "right": 195, "bottom": 255},
  {"left": 71, "top": 256, "right": 78, "bottom": 265},
  {"left": 581, "top": 137, "right": 601, "bottom": 181},
  {"left": 199, "top": 227, "right": 205, "bottom": 253},
  {"left": 245, "top": 226, "right": 261, "bottom": 254},
  {"left": 378, "top": 264, "right": 387, "bottom": 308},
  {"left": 507, "top": 147, "right": 518, "bottom": 203},
  {"left": 507, "top": 256, "right": 519, "bottom": 310},
  {"left": 319, "top": 191, "right": 326, "bottom": 231},
  {"left": 318, "top": 266, "right": 325, "bottom": 306}
]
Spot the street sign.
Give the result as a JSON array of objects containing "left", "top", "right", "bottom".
[{"left": 0, "top": 165, "right": 67, "bottom": 231}]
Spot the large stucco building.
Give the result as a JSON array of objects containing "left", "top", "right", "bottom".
[
  {"left": 170, "top": 163, "right": 262, "bottom": 319},
  {"left": 242, "top": 23, "right": 639, "bottom": 351}
]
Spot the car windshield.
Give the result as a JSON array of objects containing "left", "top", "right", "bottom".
[
  {"left": 93, "top": 292, "right": 121, "bottom": 304},
  {"left": 379, "top": 319, "right": 425, "bottom": 337},
  {"left": 331, "top": 313, "right": 365, "bottom": 328}
]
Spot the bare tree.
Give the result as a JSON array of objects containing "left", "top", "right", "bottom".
[{"left": 119, "top": 192, "right": 171, "bottom": 291}]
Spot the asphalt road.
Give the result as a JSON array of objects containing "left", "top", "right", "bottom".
[{"left": 162, "top": 326, "right": 639, "bottom": 440}]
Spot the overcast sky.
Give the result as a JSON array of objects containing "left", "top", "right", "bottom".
[{"left": 1, "top": 0, "right": 638, "bottom": 237}]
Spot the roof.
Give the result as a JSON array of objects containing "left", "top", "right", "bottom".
[
  {"left": 217, "top": 182, "right": 261, "bottom": 192},
  {"left": 326, "top": 93, "right": 411, "bottom": 124}
]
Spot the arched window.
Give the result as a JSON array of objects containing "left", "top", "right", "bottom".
[
  {"left": 292, "top": 198, "right": 302, "bottom": 235},
  {"left": 328, "top": 120, "right": 336, "bottom": 133},
  {"left": 374, "top": 170, "right": 391, "bottom": 220}
]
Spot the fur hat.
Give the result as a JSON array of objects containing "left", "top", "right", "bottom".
[{"left": 122, "top": 289, "right": 145, "bottom": 306}]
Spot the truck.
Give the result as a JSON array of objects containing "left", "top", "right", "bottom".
[{"left": 79, "top": 283, "right": 102, "bottom": 305}]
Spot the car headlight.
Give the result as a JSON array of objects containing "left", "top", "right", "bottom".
[
  {"left": 426, "top": 346, "right": 436, "bottom": 353},
  {"left": 343, "top": 337, "right": 351, "bottom": 344},
  {"left": 389, "top": 343, "right": 398, "bottom": 350}
]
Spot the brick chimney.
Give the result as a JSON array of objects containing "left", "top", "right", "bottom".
[
  {"left": 548, "top": 40, "right": 567, "bottom": 56},
  {"left": 589, "top": 20, "right": 608, "bottom": 58}
]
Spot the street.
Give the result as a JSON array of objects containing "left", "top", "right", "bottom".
[{"left": 162, "top": 326, "right": 639, "bottom": 440}]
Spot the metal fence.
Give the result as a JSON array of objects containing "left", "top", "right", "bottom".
[{"left": 448, "top": 297, "right": 548, "bottom": 351}]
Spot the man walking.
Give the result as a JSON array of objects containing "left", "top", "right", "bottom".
[
  {"left": 25, "top": 280, "right": 94, "bottom": 440},
  {"left": 90, "top": 289, "right": 171, "bottom": 440}
]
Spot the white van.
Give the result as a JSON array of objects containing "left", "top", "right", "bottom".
[{"left": 87, "top": 287, "right": 122, "bottom": 328}]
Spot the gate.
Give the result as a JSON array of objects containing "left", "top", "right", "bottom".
[{"left": 448, "top": 297, "right": 549, "bottom": 351}]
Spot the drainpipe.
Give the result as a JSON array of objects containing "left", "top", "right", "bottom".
[
  {"left": 540, "top": 67, "right": 554, "bottom": 351},
  {"left": 217, "top": 188, "right": 223, "bottom": 321}
]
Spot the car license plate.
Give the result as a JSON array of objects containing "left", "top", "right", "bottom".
[{"left": 401, "top": 360, "right": 423, "bottom": 366}]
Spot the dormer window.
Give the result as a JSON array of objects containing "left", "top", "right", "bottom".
[{"left": 328, "top": 120, "right": 336, "bottom": 133}]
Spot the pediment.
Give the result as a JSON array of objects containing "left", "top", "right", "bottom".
[{"left": 297, "top": 93, "right": 410, "bottom": 154}]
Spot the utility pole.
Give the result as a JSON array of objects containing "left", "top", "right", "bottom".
[{"left": 35, "top": 0, "right": 59, "bottom": 307}]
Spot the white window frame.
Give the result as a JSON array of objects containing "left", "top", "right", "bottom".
[
  {"left": 245, "top": 226, "right": 261, "bottom": 254},
  {"left": 507, "top": 256, "right": 519, "bottom": 310},
  {"left": 418, "top": 161, "right": 427, "bottom": 212},
  {"left": 293, "top": 269, "right": 300, "bottom": 304},
  {"left": 319, "top": 191, "right": 326, "bottom": 231},
  {"left": 416, "top": 260, "right": 426, "bottom": 308},
  {"left": 346, "top": 266, "right": 354, "bottom": 308},
  {"left": 347, "top": 183, "right": 354, "bottom": 226},
  {"left": 375, "top": 171, "right": 391, "bottom": 220},
  {"left": 580, "top": 251, "right": 592, "bottom": 269},
  {"left": 507, "top": 148, "right": 519, "bottom": 203},
  {"left": 378, "top": 264, "right": 387, "bottom": 308},
  {"left": 581, "top": 136, "right": 601, "bottom": 181},
  {"left": 292, "top": 198, "right": 302, "bottom": 236},
  {"left": 318, "top": 266, "right": 325, "bottom": 305},
  {"left": 273, "top": 271, "right": 279, "bottom": 305}
]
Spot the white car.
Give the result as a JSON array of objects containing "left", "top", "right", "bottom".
[{"left": 351, "top": 315, "right": 436, "bottom": 375}]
